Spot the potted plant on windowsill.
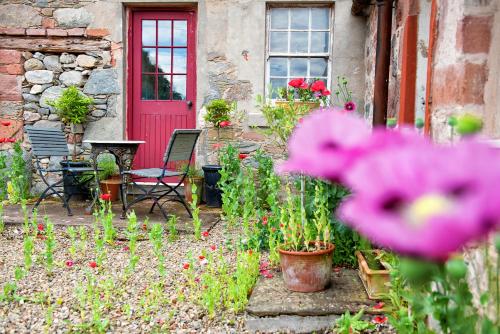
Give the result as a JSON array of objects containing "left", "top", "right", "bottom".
[
  {"left": 274, "top": 78, "right": 331, "bottom": 112},
  {"left": 202, "top": 99, "right": 236, "bottom": 208},
  {"left": 179, "top": 163, "right": 204, "bottom": 205},
  {"left": 98, "top": 154, "right": 121, "bottom": 202},
  {"left": 278, "top": 183, "right": 335, "bottom": 293},
  {"left": 48, "top": 86, "right": 93, "bottom": 197}
]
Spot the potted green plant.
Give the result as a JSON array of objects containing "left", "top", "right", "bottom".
[
  {"left": 48, "top": 86, "right": 93, "bottom": 198},
  {"left": 278, "top": 184, "right": 335, "bottom": 292},
  {"left": 202, "top": 99, "right": 235, "bottom": 208},
  {"left": 97, "top": 154, "right": 121, "bottom": 202},
  {"left": 179, "top": 163, "right": 203, "bottom": 205},
  {"left": 274, "top": 78, "right": 330, "bottom": 112},
  {"left": 355, "top": 249, "right": 391, "bottom": 299}
]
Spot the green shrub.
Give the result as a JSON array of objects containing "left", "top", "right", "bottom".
[
  {"left": 204, "top": 99, "right": 234, "bottom": 127},
  {"left": 97, "top": 154, "right": 119, "bottom": 180},
  {"left": 47, "top": 86, "right": 93, "bottom": 125}
]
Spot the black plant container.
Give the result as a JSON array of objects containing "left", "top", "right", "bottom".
[
  {"left": 202, "top": 165, "right": 222, "bottom": 208},
  {"left": 60, "top": 160, "right": 92, "bottom": 199}
]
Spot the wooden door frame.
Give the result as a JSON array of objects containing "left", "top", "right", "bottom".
[{"left": 126, "top": 6, "right": 197, "bottom": 140}]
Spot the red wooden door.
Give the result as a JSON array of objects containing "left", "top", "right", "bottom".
[{"left": 129, "top": 11, "right": 196, "bottom": 171}]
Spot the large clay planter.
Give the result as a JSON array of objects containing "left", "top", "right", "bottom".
[
  {"left": 99, "top": 176, "right": 122, "bottom": 202},
  {"left": 184, "top": 176, "right": 204, "bottom": 205},
  {"left": 356, "top": 250, "right": 390, "bottom": 299},
  {"left": 278, "top": 242, "right": 335, "bottom": 292},
  {"left": 275, "top": 101, "right": 321, "bottom": 113}
]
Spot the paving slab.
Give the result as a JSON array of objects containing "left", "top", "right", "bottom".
[
  {"left": 246, "top": 314, "right": 340, "bottom": 334},
  {"left": 247, "top": 269, "right": 382, "bottom": 317},
  {"left": 2, "top": 199, "right": 221, "bottom": 233}
]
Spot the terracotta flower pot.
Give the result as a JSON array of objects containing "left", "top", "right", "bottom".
[
  {"left": 99, "top": 178, "right": 122, "bottom": 202},
  {"left": 355, "top": 250, "right": 390, "bottom": 299},
  {"left": 275, "top": 100, "right": 321, "bottom": 113},
  {"left": 184, "top": 176, "right": 204, "bottom": 205},
  {"left": 278, "top": 242, "right": 335, "bottom": 292}
]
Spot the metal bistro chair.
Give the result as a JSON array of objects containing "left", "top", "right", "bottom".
[
  {"left": 121, "top": 129, "right": 201, "bottom": 219},
  {"left": 25, "top": 126, "right": 98, "bottom": 216}
]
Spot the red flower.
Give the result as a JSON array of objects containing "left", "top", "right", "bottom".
[
  {"left": 260, "top": 270, "right": 274, "bottom": 279},
  {"left": 373, "top": 302, "right": 385, "bottom": 309},
  {"left": 202, "top": 231, "right": 209, "bottom": 237},
  {"left": 238, "top": 153, "right": 248, "bottom": 160},
  {"left": 194, "top": 277, "right": 200, "bottom": 283},
  {"left": 280, "top": 223, "right": 285, "bottom": 228},
  {"left": 183, "top": 263, "right": 190, "bottom": 270},
  {"left": 100, "top": 193, "right": 111, "bottom": 201},
  {"left": 344, "top": 101, "right": 357, "bottom": 112},
  {"left": 198, "top": 255, "right": 205, "bottom": 260},
  {"left": 299, "top": 81, "right": 309, "bottom": 89},
  {"left": 219, "top": 121, "right": 231, "bottom": 128},
  {"left": 1, "top": 121, "right": 11, "bottom": 126},
  {"left": 65, "top": 260, "right": 74, "bottom": 267},
  {"left": 89, "top": 261, "right": 97, "bottom": 268},
  {"left": 373, "top": 316, "right": 387, "bottom": 324},
  {"left": 6, "top": 138, "right": 16, "bottom": 143},
  {"left": 259, "top": 262, "right": 269, "bottom": 271},
  {"left": 298, "top": 118, "right": 303, "bottom": 124},
  {"left": 212, "top": 143, "right": 222, "bottom": 150},
  {"left": 210, "top": 245, "right": 216, "bottom": 251},
  {"left": 0, "top": 138, "right": 5, "bottom": 143},
  {"left": 142, "top": 223, "right": 148, "bottom": 231},
  {"left": 321, "top": 89, "right": 331, "bottom": 96},
  {"left": 123, "top": 246, "right": 130, "bottom": 251},
  {"left": 37, "top": 223, "right": 44, "bottom": 232},
  {"left": 271, "top": 227, "right": 276, "bottom": 232},
  {"left": 262, "top": 216, "right": 268, "bottom": 225},
  {"left": 310, "top": 80, "right": 326, "bottom": 92},
  {"left": 288, "top": 78, "right": 305, "bottom": 88},
  {"left": 248, "top": 250, "right": 253, "bottom": 255}
]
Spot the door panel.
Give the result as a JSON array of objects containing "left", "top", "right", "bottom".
[{"left": 130, "top": 11, "right": 196, "bottom": 172}]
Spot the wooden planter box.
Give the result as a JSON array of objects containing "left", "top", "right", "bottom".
[
  {"left": 356, "top": 250, "right": 390, "bottom": 300},
  {"left": 275, "top": 101, "right": 321, "bottom": 113}
]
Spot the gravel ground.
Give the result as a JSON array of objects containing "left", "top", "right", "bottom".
[{"left": 0, "top": 220, "right": 248, "bottom": 334}]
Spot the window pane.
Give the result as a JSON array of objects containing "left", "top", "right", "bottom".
[
  {"left": 270, "top": 32, "right": 288, "bottom": 52},
  {"left": 142, "top": 20, "right": 156, "bottom": 46},
  {"left": 311, "top": 8, "right": 329, "bottom": 30},
  {"left": 173, "top": 48, "right": 187, "bottom": 73},
  {"left": 311, "top": 32, "right": 329, "bottom": 53},
  {"left": 271, "top": 8, "right": 288, "bottom": 29},
  {"left": 172, "top": 75, "right": 186, "bottom": 100},
  {"left": 270, "top": 58, "right": 287, "bottom": 76},
  {"left": 142, "top": 74, "right": 155, "bottom": 100},
  {"left": 158, "top": 48, "right": 171, "bottom": 73},
  {"left": 173, "top": 21, "right": 187, "bottom": 46},
  {"left": 290, "top": 58, "right": 307, "bottom": 77},
  {"left": 158, "top": 20, "right": 172, "bottom": 46},
  {"left": 290, "top": 8, "right": 309, "bottom": 29},
  {"left": 310, "top": 58, "right": 328, "bottom": 77},
  {"left": 290, "top": 32, "right": 308, "bottom": 53},
  {"left": 270, "top": 78, "right": 287, "bottom": 98},
  {"left": 158, "top": 75, "right": 171, "bottom": 100},
  {"left": 142, "top": 48, "right": 156, "bottom": 72}
]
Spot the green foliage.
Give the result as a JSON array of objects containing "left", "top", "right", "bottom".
[
  {"left": 219, "top": 144, "right": 242, "bottom": 227},
  {"left": 125, "top": 212, "right": 139, "bottom": 274},
  {"left": 97, "top": 154, "right": 119, "bottom": 180},
  {"left": 149, "top": 223, "right": 166, "bottom": 277},
  {"left": 0, "top": 202, "right": 4, "bottom": 234},
  {"left": 334, "top": 309, "right": 375, "bottom": 334},
  {"left": 95, "top": 201, "right": 115, "bottom": 244},
  {"left": 191, "top": 182, "right": 202, "bottom": 240},
  {"left": 167, "top": 214, "right": 179, "bottom": 242},
  {"left": 6, "top": 142, "right": 30, "bottom": 204},
  {"left": 178, "top": 162, "right": 203, "bottom": 178},
  {"left": 47, "top": 86, "right": 93, "bottom": 125},
  {"left": 0, "top": 153, "right": 7, "bottom": 200},
  {"left": 204, "top": 99, "right": 234, "bottom": 127},
  {"left": 44, "top": 220, "right": 56, "bottom": 275}
]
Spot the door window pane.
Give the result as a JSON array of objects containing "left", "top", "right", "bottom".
[
  {"left": 270, "top": 57, "right": 287, "bottom": 76},
  {"left": 290, "top": 32, "right": 308, "bottom": 53},
  {"left": 142, "top": 48, "right": 156, "bottom": 72},
  {"left": 290, "top": 8, "right": 309, "bottom": 29},
  {"left": 271, "top": 8, "right": 288, "bottom": 29},
  {"left": 173, "top": 48, "right": 187, "bottom": 73},
  {"left": 157, "top": 48, "right": 171, "bottom": 73},
  {"left": 173, "top": 21, "right": 187, "bottom": 46},
  {"left": 158, "top": 20, "right": 172, "bottom": 46},
  {"left": 310, "top": 58, "right": 328, "bottom": 77},
  {"left": 172, "top": 75, "right": 186, "bottom": 100},
  {"left": 290, "top": 58, "right": 307, "bottom": 77},
  {"left": 142, "top": 20, "right": 156, "bottom": 46},
  {"left": 142, "top": 74, "right": 156, "bottom": 100},
  {"left": 270, "top": 32, "right": 288, "bottom": 52},
  {"left": 158, "top": 75, "right": 171, "bottom": 100},
  {"left": 311, "top": 8, "right": 329, "bottom": 30},
  {"left": 311, "top": 32, "right": 329, "bottom": 53}
]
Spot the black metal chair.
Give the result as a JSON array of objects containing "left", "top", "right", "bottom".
[
  {"left": 121, "top": 129, "right": 202, "bottom": 219},
  {"left": 25, "top": 126, "right": 97, "bottom": 216}
]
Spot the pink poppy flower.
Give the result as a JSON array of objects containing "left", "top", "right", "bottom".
[
  {"left": 310, "top": 80, "right": 326, "bottom": 92},
  {"left": 219, "top": 121, "right": 231, "bottom": 128},
  {"left": 65, "top": 260, "right": 74, "bottom": 267},
  {"left": 288, "top": 78, "right": 305, "bottom": 88},
  {"left": 344, "top": 101, "right": 357, "bottom": 112},
  {"left": 194, "top": 277, "right": 200, "bottom": 283},
  {"left": 202, "top": 231, "right": 209, "bottom": 237},
  {"left": 210, "top": 245, "right": 216, "bottom": 251},
  {"left": 123, "top": 246, "right": 130, "bottom": 251},
  {"left": 340, "top": 139, "right": 500, "bottom": 261},
  {"left": 262, "top": 216, "right": 268, "bottom": 225}
]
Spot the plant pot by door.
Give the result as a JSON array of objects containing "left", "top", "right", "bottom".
[
  {"left": 278, "top": 242, "right": 335, "bottom": 292},
  {"left": 99, "top": 178, "right": 122, "bottom": 202},
  {"left": 184, "top": 176, "right": 203, "bottom": 205},
  {"left": 60, "top": 160, "right": 92, "bottom": 199},
  {"left": 202, "top": 165, "right": 222, "bottom": 208},
  {"left": 355, "top": 250, "right": 390, "bottom": 299}
]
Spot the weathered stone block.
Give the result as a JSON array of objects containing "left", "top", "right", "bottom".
[
  {"left": 0, "top": 74, "right": 22, "bottom": 101},
  {"left": 39, "top": 86, "right": 64, "bottom": 108},
  {"left": 26, "top": 29, "right": 46, "bottom": 37},
  {"left": 83, "top": 69, "right": 120, "bottom": 94},
  {"left": 86, "top": 28, "right": 110, "bottom": 38},
  {"left": 0, "top": 49, "right": 21, "bottom": 65},
  {"left": 33, "top": 120, "right": 63, "bottom": 130},
  {"left": 0, "top": 64, "right": 23, "bottom": 75},
  {"left": 67, "top": 28, "right": 86, "bottom": 37},
  {"left": 0, "top": 101, "right": 22, "bottom": 117},
  {"left": 76, "top": 55, "right": 97, "bottom": 68},
  {"left": 25, "top": 70, "right": 54, "bottom": 84},
  {"left": 24, "top": 58, "right": 44, "bottom": 71},
  {"left": 24, "top": 111, "right": 42, "bottom": 123},
  {"left": 0, "top": 4, "right": 41, "bottom": 28},
  {"left": 0, "top": 28, "right": 25, "bottom": 36},
  {"left": 60, "top": 53, "right": 76, "bottom": 64},
  {"left": 43, "top": 55, "right": 62, "bottom": 73},
  {"left": 47, "top": 29, "right": 68, "bottom": 37},
  {"left": 22, "top": 93, "right": 40, "bottom": 103},
  {"left": 47, "top": 114, "right": 60, "bottom": 121},
  {"left": 41, "top": 17, "right": 55, "bottom": 29},
  {"left": 53, "top": 8, "right": 92, "bottom": 28},
  {"left": 456, "top": 15, "right": 493, "bottom": 54},
  {"left": 30, "top": 84, "right": 50, "bottom": 95},
  {"left": 59, "top": 70, "right": 84, "bottom": 87}
]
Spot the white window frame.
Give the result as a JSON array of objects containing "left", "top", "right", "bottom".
[{"left": 265, "top": 5, "right": 334, "bottom": 100}]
